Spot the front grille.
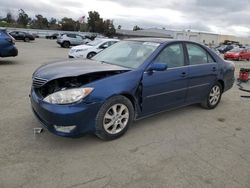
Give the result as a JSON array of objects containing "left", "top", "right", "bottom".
[{"left": 32, "top": 77, "right": 48, "bottom": 88}]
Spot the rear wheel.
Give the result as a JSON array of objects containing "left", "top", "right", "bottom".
[
  {"left": 95, "top": 96, "right": 134, "bottom": 140},
  {"left": 87, "top": 52, "right": 97, "bottom": 59},
  {"left": 201, "top": 82, "right": 222, "bottom": 109},
  {"left": 24, "top": 37, "right": 30, "bottom": 42},
  {"left": 62, "top": 41, "right": 70, "bottom": 48}
]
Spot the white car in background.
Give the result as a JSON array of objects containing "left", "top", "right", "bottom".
[{"left": 68, "top": 38, "right": 120, "bottom": 59}]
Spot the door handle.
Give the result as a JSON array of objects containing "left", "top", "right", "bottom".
[
  {"left": 181, "top": 72, "right": 187, "bottom": 77},
  {"left": 212, "top": 67, "right": 217, "bottom": 72}
]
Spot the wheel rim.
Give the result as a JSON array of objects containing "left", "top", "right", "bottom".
[
  {"left": 88, "top": 53, "right": 95, "bottom": 58},
  {"left": 103, "top": 104, "right": 129, "bottom": 134},
  {"left": 209, "top": 85, "right": 221, "bottom": 106}
]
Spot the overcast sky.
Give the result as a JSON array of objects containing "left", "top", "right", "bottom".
[{"left": 1, "top": 0, "right": 250, "bottom": 36}]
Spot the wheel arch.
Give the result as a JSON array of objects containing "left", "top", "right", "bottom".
[
  {"left": 108, "top": 93, "right": 140, "bottom": 120},
  {"left": 217, "top": 79, "right": 225, "bottom": 92}
]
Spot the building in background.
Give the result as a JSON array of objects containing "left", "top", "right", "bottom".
[{"left": 116, "top": 28, "right": 250, "bottom": 45}]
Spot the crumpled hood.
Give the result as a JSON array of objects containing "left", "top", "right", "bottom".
[{"left": 33, "top": 59, "right": 130, "bottom": 81}]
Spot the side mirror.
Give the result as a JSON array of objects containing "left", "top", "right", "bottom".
[{"left": 147, "top": 63, "right": 168, "bottom": 72}]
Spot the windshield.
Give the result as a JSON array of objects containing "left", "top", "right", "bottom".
[
  {"left": 92, "top": 41, "right": 160, "bottom": 69},
  {"left": 86, "top": 39, "right": 103, "bottom": 46}
]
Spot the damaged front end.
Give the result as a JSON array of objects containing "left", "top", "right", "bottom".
[{"left": 33, "top": 70, "right": 128, "bottom": 99}]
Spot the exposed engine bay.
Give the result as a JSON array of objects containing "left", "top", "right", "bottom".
[{"left": 35, "top": 71, "right": 128, "bottom": 98}]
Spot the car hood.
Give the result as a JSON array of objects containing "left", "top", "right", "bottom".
[
  {"left": 33, "top": 59, "right": 131, "bottom": 81},
  {"left": 72, "top": 44, "right": 93, "bottom": 50}
]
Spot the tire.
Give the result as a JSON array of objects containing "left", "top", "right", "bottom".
[
  {"left": 95, "top": 95, "right": 134, "bottom": 140},
  {"left": 87, "top": 52, "right": 97, "bottom": 59},
  {"left": 201, "top": 82, "right": 222, "bottom": 109},
  {"left": 62, "top": 41, "right": 70, "bottom": 48},
  {"left": 24, "top": 37, "right": 30, "bottom": 42}
]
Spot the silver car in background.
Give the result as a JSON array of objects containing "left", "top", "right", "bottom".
[{"left": 57, "top": 33, "right": 91, "bottom": 48}]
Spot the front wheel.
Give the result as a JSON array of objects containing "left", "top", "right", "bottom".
[
  {"left": 95, "top": 96, "right": 134, "bottom": 140},
  {"left": 87, "top": 52, "right": 96, "bottom": 59},
  {"left": 62, "top": 41, "right": 70, "bottom": 48},
  {"left": 201, "top": 82, "right": 222, "bottom": 109}
]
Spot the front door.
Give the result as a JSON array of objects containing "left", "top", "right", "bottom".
[{"left": 142, "top": 43, "right": 188, "bottom": 115}]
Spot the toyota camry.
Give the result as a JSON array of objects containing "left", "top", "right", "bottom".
[{"left": 30, "top": 38, "right": 235, "bottom": 140}]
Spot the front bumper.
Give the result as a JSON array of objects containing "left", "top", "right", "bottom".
[{"left": 30, "top": 89, "right": 102, "bottom": 137}]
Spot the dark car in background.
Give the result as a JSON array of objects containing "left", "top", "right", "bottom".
[
  {"left": 46, "top": 33, "right": 59, "bottom": 39},
  {"left": 9, "top": 31, "right": 35, "bottom": 42},
  {"left": 0, "top": 30, "right": 18, "bottom": 58},
  {"left": 217, "top": 45, "right": 234, "bottom": 54},
  {"left": 31, "top": 38, "right": 235, "bottom": 140}
]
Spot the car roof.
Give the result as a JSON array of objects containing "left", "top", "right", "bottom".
[{"left": 124, "top": 37, "right": 176, "bottom": 44}]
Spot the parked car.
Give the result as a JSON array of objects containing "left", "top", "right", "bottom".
[
  {"left": 45, "top": 33, "right": 59, "bottom": 39},
  {"left": 217, "top": 45, "right": 234, "bottom": 54},
  {"left": 0, "top": 29, "right": 18, "bottom": 58},
  {"left": 68, "top": 38, "right": 120, "bottom": 59},
  {"left": 32, "top": 33, "right": 39, "bottom": 38},
  {"left": 30, "top": 38, "right": 235, "bottom": 140},
  {"left": 57, "top": 33, "right": 91, "bottom": 48},
  {"left": 9, "top": 31, "right": 35, "bottom": 42},
  {"left": 224, "top": 48, "right": 250, "bottom": 61}
]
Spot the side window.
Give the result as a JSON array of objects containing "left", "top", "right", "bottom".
[
  {"left": 110, "top": 41, "right": 118, "bottom": 45},
  {"left": 76, "top": 35, "right": 82, "bottom": 40},
  {"left": 155, "top": 43, "right": 184, "bottom": 68},
  {"left": 186, "top": 43, "right": 215, "bottom": 65},
  {"left": 99, "top": 42, "right": 109, "bottom": 48},
  {"left": 67, "top": 34, "right": 76, "bottom": 38}
]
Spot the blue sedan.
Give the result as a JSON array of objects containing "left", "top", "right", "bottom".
[{"left": 30, "top": 38, "right": 235, "bottom": 140}]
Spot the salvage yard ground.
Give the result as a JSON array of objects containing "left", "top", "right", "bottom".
[{"left": 0, "top": 39, "right": 250, "bottom": 188}]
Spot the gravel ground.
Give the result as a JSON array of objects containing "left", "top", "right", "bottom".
[{"left": 0, "top": 38, "right": 250, "bottom": 188}]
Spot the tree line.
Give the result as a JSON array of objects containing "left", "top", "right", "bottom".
[{"left": 0, "top": 9, "right": 116, "bottom": 37}]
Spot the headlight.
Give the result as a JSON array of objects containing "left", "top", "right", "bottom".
[
  {"left": 43, "top": 88, "right": 94, "bottom": 104},
  {"left": 76, "top": 49, "right": 87, "bottom": 52}
]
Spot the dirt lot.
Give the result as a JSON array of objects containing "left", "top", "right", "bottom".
[{"left": 0, "top": 39, "right": 250, "bottom": 188}]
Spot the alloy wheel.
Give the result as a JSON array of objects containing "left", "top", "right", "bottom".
[
  {"left": 209, "top": 85, "right": 221, "bottom": 106},
  {"left": 103, "top": 104, "right": 129, "bottom": 134}
]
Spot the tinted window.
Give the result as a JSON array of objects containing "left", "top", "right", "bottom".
[
  {"left": 67, "top": 34, "right": 76, "bottom": 38},
  {"left": 186, "top": 43, "right": 215, "bottom": 65},
  {"left": 155, "top": 43, "right": 184, "bottom": 68}
]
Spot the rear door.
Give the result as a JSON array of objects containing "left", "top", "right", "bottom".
[
  {"left": 75, "top": 35, "right": 84, "bottom": 45},
  {"left": 185, "top": 42, "right": 218, "bottom": 103},
  {"left": 142, "top": 42, "right": 189, "bottom": 115},
  {"left": 67, "top": 34, "right": 77, "bottom": 45}
]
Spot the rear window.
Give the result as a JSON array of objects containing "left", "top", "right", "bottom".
[{"left": 186, "top": 43, "right": 215, "bottom": 65}]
